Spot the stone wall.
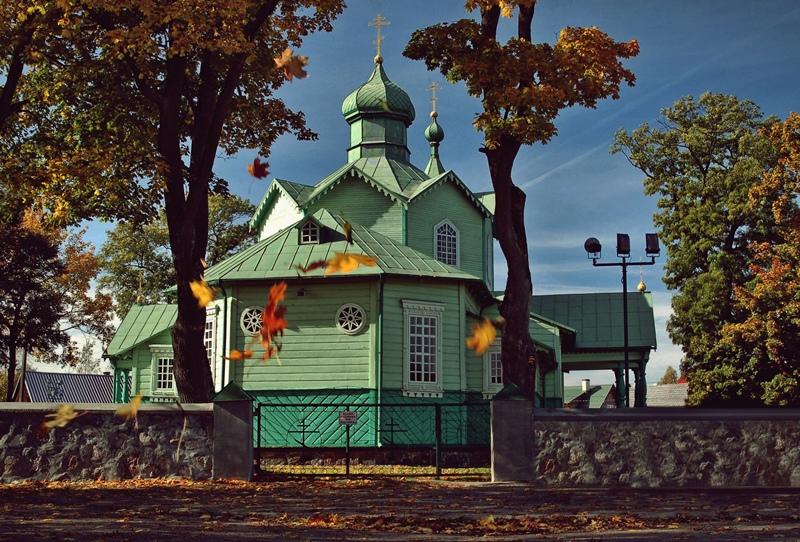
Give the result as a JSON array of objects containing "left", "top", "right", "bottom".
[
  {"left": 0, "top": 403, "right": 214, "bottom": 482},
  {"left": 492, "top": 403, "right": 800, "bottom": 487}
]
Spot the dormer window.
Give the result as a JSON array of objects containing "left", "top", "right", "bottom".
[
  {"left": 300, "top": 220, "right": 320, "bottom": 244},
  {"left": 434, "top": 220, "right": 459, "bottom": 267}
]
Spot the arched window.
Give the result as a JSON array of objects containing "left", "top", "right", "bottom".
[{"left": 434, "top": 220, "right": 459, "bottom": 267}]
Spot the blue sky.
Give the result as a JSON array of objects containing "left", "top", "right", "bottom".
[{"left": 80, "top": 1, "right": 800, "bottom": 384}]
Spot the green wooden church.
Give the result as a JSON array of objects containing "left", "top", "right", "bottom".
[{"left": 106, "top": 54, "right": 658, "bottom": 447}]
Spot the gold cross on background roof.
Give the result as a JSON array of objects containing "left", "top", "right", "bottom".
[
  {"left": 426, "top": 81, "right": 442, "bottom": 115},
  {"left": 369, "top": 13, "right": 390, "bottom": 59}
]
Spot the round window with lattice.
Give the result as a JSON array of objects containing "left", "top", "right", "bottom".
[
  {"left": 336, "top": 303, "right": 366, "bottom": 335},
  {"left": 240, "top": 306, "right": 264, "bottom": 335}
]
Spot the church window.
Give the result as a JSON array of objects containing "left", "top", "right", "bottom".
[
  {"left": 336, "top": 303, "right": 366, "bottom": 335},
  {"left": 484, "top": 345, "right": 503, "bottom": 397},
  {"left": 150, "top": 345, "right": 176, "bottom": 396},
  {"left": 300, "top": 220, "right": 320, "bottom": 244},
  {"left": 204, "top": 309, "right": 216, "bottom": 365},
  {"left": 240, "top": 306, "right": 264, "bottom": 335},
  {"left": 434, "top": 220, "right": 459, "bottom": 267},
  {"left": 402, "top": 300, "right": 444, "bottom": 396}
]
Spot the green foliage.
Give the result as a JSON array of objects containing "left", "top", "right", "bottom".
[
  {"left": 612, "top": 93, "right": 787, "bottom": 407},
  {"left": 99, "top": 194, "right": 257, "bottom": 317},
  {"left": 0, "top": 214, "right": 68, "bottom": 400}
]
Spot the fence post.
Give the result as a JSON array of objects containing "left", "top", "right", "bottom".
[
  {"left": 212, "top": 382, "right": 254, "bottom": 481},
  {"left": 491, "top": 385, "right": 534, "bottom": 482},
  {"left": 435, "top": 404, "right": 442, "bottom": 479}
]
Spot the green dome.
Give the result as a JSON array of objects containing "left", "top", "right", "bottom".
[
  {"left": 424, "top": 113, "right": 445, "bottom": 143},
  {"left": 341, "top": 61, "right": 416, "bottom": 126}
]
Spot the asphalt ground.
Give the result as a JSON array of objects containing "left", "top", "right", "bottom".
[{"left": 1, "top": 477, "right": 799, "bottom": 541}]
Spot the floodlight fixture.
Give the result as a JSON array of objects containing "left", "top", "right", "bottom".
[
  {"left": 616, "top": 233, "right": 631, "bottom": 258},
  {"left": 645, "top": 233, "right": 661, "bottom": 257},
  {"left": 584, "top": 237, "right": 602, "bottom": 260}
]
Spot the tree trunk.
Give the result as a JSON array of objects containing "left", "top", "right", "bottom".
[
  {"left": 5, "top": 340, "right": 17, "bottom": 402},
  {"left": 484, "top": 137, "right": 538, "bottom": 400}
]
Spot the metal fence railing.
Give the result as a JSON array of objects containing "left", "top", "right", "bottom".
[{"left": 255, "top": 402, "right": 491, "bottom": 476}]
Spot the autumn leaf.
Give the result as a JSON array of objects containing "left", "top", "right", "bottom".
[
  {"left": 115, "top": 393, "right": 143, "bottom": 424},
  {"left": 190, "top": 277, "right": 219, "bottom": 308},
  {"left": 248, "top": 282, "right": 289, "bottom": 361},
  {"left": 296, "top": 260, "right": 329, "bottom": 273},
  {"left": 247, "top": 157, "right": 269, "bottom": 179},
  {"left": 325, "top": 253, "right": 378, "bottom": 274},
  {"left": 340, "top": 213, "right": 353, "bottom": 244},
  {"left": 466, "top": 317, "right": 497, "bottom": 355},
  {"left": 274, "top": 47, "right": 308, "bottom": 81},
  {"left": 40, "top": 404, "right": 83, "bottom": 436},
  {"left": 223, "top": 349, "right": 254, "bottom": 361}
]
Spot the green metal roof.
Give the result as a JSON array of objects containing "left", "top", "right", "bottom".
[
  {"left": 106, "top": 304, "right": 177, "bottom": 357},
  {"left": 563, "top": 384, "right": 616, "bottom": 408},
  {"left": 205, "top": 209, "right": 483, "bottom": 283},
  {"left": 530, "top": 292, "right": 657, "bottom": 351}
]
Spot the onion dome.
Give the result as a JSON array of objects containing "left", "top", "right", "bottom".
[{"left": 341, "top": 59, "right": 416, "bottom": 126}]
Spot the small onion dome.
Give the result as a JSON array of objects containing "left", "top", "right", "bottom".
[
  {"left": 424, "top": 112, "right": 445, "bottom": 143},
  {"left": 341, "top": 62, "right": 416, "bottom": 126},
  {"left": 637, "top": 280, "right": 647, "bottom": 292}
]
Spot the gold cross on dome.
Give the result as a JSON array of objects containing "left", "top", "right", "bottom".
[
  {"left": 427, "top": 81, "right": 442, "bottom": 114},
  {"left": 369, "top": 13, "right": 390, "bottom": 58}
]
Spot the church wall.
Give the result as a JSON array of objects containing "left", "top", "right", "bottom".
[
  {"left": 306, "top": 176, "right": 402, "bottom": 243},
  {"left": 229, "top": 280, "right": 375, "bottom": 390},
  {"left": 381, "top": 278, "right": 464, "bottom": 392},
  {"left": 406, "top": 182, "right": 487, "bottom": 281}
]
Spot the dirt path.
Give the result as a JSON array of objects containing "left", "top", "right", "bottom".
[{"left": 2, "top": 477, "right": 799, "bottom": 541}]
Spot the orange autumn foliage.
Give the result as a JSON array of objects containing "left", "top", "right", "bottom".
[{"left": 466, "top": 318, "right": 497, "bottom": 355}]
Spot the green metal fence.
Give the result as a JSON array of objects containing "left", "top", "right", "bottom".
[{"left": 255, "top": 402, "right": 490, "bottom": 476}]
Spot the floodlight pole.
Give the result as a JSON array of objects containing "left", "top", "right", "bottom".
[{"left": 585, "top": 234, "right": 659, "bottom": 408}]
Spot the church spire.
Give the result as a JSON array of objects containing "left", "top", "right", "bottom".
[
  {"left": 340, "top": 14, "right": 415, "bottom": 163},
  {"left": 424, "top": 81, "right": 445, "bottom": 176}
]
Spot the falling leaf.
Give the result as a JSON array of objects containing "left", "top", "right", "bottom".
[
  {"left": 190, "top": 278, "right": 219, "bottom": 308},
  {"left": 325, "top": 253, "right": 378, "bottom": 275},
  {"left": 116, "top": 393, "right": 143, "bottom": 424},
  {"left": 274, "top": 47, "right": 308, "bottom": 81},
  {"left": 377, "top": 98, "right": 392, "bottom": 113},
  {"left": 40, "top": 404, "right": 83, "bottom": 436},
  {"left": 296, "top": 260, "right": 329, "bottom": 273},
  {"left": 340, "top": 213, "right": 353, "bottom": 244},
  {"left": 223, "top": 349, "right": 254, "bottom": 361},
  {"left": 249, "top": 282, "right": 289, "bottom": 361},
  {"left": 247, "top": 157, "right": 269, "bottom": 179},
  {"left": 466, "top": 317, "right": 497, "bottom": 355}
]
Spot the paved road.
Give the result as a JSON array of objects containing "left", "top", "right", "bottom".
[{"left": 1, "top": 478, "right": 799, "bottom": 541}]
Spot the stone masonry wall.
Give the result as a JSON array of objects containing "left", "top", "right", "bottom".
[
  {"left": 532, "top": 409, "right": 800, "bottom": 488},
  {"left": 0, "top": 403, "right": 214, "bottom": 482}
]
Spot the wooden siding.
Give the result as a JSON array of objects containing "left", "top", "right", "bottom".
[
  {"left": 127, "top": 328, "right": 173, "bottom": 400},
  {"left": 306, "top": 176, "right": 403, "bottom": 243},
  {"left": 381, "top": 279, "right": 464, "bottom": 392},
  {"left": 258, "top": 191, "right": 303, "bottom": 240},
  {"left": 406, "top": 181, "right": 487, "bottom": 281},
  {"left": 229, "top": 281, "right": 376, "bottom": 390}
]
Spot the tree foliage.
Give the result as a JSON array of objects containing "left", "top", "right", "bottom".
[
  {"left": 709, "top": 113, "right": 800, "bottom": 407},
  {"left": 658, "top": 366, "right": 679, "bottom": 385},
  {"left": 6, "top": 1, "right": 345, "bottom": 402},
  {"left": 99, "top": 194, "right": 257, "bottom": 317},
  {"left": 611, "top": 93, "right": 786, "bottom": 407},
  {"left": 404, "top": 0, "right": 638, "bottom": 399}
]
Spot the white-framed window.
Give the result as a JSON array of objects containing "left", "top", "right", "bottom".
[
  {"left": 240, "top": 306, "right": 264, "bottom": 335},
  {"left": 434, "top": 220, "right": 459, "bottom": 267},
  {"left": 300, "top": 220, "right": 320, "bottom": 244},
  {"left": 204, "top": 309, "right": 216, "bottom": 365},
  {"left": 402, "top": 300, "right": 445, "bottom": 396},
  {"left": 483, "top": 344, "right": 503, "bottom": 397},
  {"left": 336, "top": 303, "right": 367, "bottom": 335},
  {"left": 150, "top": 345, "right": 176, "bottom": 396}
]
